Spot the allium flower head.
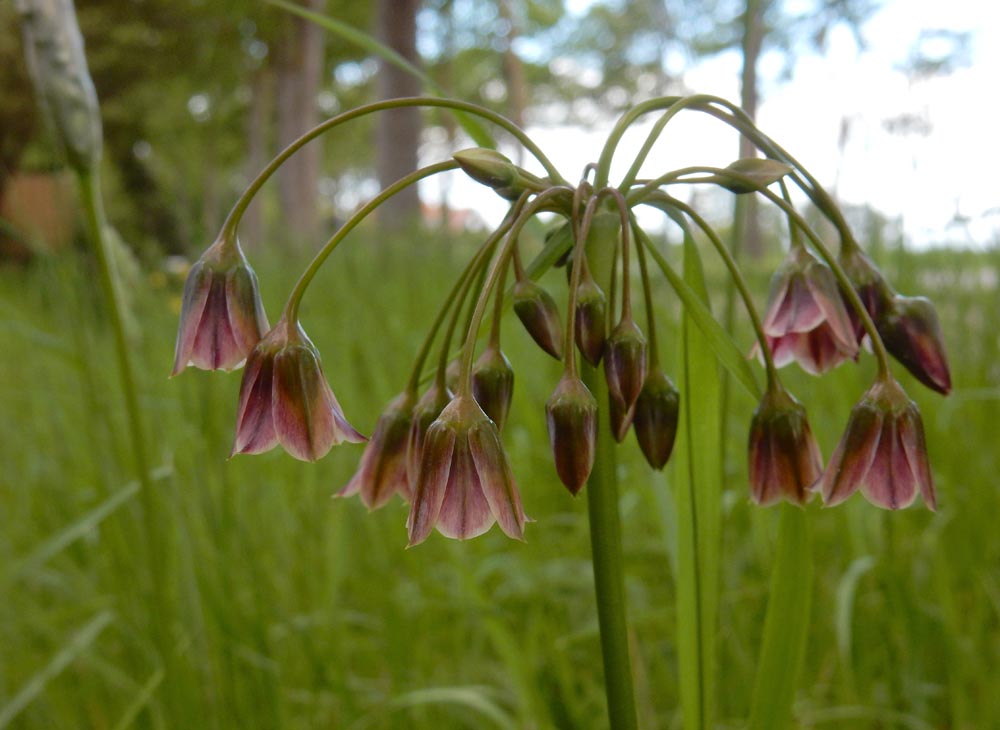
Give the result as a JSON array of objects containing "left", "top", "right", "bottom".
[
  {"left": 231, "top": 316, "right": 365, "bottom": 462},
  {"left": 545, "top": 373, "right": 598, "bottom": 495},
  {"left": 878, "top": 295, "right": 951, "bottom": 395},
  {"left": 632, "top": 368, "right": 680, "bottom": 470},
  {"left": 748, "top": 386, "right": 823, "bottom": 506},
  {"left": 816, "top": 378, "right": 936, "bottom": 510},
  {"left": 407, "top": 395, "right": 528, "bottom": 546},
  {"left": 755, "top": 245, "right": 858, "bottom": 375},
  {"left": 512, "top": 279, "right": 563, "bottom": 360},
  {"left": 172, "top": 237, "right": 269, "bottom": 375},
  {"left": 604, "top": 318, "right": 647, "bottom": 414},
  {"left": 337, "top": 391, "right": 415, "bottom": 509},
  {"left": 472, "top": 346, "right": 515, "bottom": 431}
]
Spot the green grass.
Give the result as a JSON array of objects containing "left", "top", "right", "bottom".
[{"left": 1, "top": 233, "right": 998, "bottom": 729}]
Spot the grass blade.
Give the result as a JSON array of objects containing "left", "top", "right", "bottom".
[
  {"left": 0, "top": 610, "right": 114, "bottom": 728},
  {"left": 748, "top": 505, "right": 814, "bottom": 730},
  {"left": 671, "top": 230, "right": 722, "bottom": 730}
]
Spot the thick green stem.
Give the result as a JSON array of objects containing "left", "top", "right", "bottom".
[
  {"left": 581, "top": 362, "right": 639, "bottom": 730},
  {"left": 78, "top": 169, "right": 171, "bottom": 677}
]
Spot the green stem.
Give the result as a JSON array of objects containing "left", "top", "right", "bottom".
[
  {"left": 221, "top": 97, "right": 565, "bottom": 238},
  {"left": 285, "top": 161, "right": 457, "bottom": 322},
  {"left": 643, "top": 196, "right": 779, "bottom": 390},
  {"left": 77, "top": 169, "right": 170, "bottom": 674},
  {"left": 581, "top": 362, "right": 639, "bottom": 730}
]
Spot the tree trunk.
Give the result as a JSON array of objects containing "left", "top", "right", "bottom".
[
  {"left": 738, "top": 0, "right": 764, "bottom": 257},
  {"left": 375, "top": 0, "right": 421, "bottom": 230},
  {"left": 498, "top": 0, "right": 526, "bottom": 164},
  {"left": 275, "top": 0, "right": 326, "bottom": 244}
]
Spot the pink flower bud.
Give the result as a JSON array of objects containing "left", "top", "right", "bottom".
[
  {"left": 231, "top": 317, "right": 365, "bottom": 462},
  {"left": 632, "top": 368, "right": 680, "bottom": 470},
  {"left": 877, "top": 295, "right": 951, "bottom": 395},
  {"left": 752, "top": 246, "right": 857, "bottom": 375},
  {"left": 748, "top": 386, "right": 822, "bottom": 506},
  {"left": 512, "top": 279, "right": 564, "bottom": 360},
  {"left": 406, "top": 382, "right": 452, "bottom": 488},
  {"left": 172, "top": 237, "right": 269, "bottom": 375},
  {"left": 472, "top": 346, "right": 515, "bottom": 431},
  {"left": 574, "top": 275, "right": 607, "bottom": 366},
  {"left": 407, "top": 395, "right": 528, "bottom": 545},
  {"left": 838, "top": 245, "right": 894, "bottom": 345},
  {"left": 604, "top": 318, "right": 647, "bottom": 413},
  {"left": 337, "top": 391, "right": 416, "bottom": 509},
  {"left": 545, "top": 374, "right": 598, "bottom": 495},
  {"left": 816, "top": 378, "right": 936, "bottom": 510}
]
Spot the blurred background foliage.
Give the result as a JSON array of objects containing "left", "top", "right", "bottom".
[{"left": 1, "top": 1, "right": 996, "bottom": 729}]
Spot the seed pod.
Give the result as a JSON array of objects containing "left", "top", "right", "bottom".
[
  {"left": 574, "top": 275, "right": 607, "bottom": 366},
  {"left": 632, "top": 368, "right": 680, "bottom": 470},
  {"left": 512, "top": 279, "right": 563, "bottom": 360},
  {"left": 472, "top": 346, "right": 515, "bottom": 431},
  {"left": 545, "top": 374, "right": 598, "bottom": 495},
  {"left": 18, "top": 0, "right": 102, "bottom": 172}
]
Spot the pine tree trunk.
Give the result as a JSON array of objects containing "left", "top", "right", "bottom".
[
  {"left": 375, "top": 0, "right": 421, "bottom": 231},
  {"left": 243, "top": 67, "right": 274, "bottom": 249}
]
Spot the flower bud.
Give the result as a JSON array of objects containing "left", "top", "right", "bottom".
[
  {"left": 512, "top": 279, "right": 563, "bottom": 360},
  {"left": 748, "top": 386, "right": 822, "bottom": 506},
  {"left": 337, "top": 391, "right": 416, "bottom": 509},
  {"left": 574, "top": 275, "right": 607, "bottom": 366},
  {"left": 407, "top": 395, "right": 527, "bottom": 545},
  {"left": 472, "top": 346, "right": 515, "bottom": 431},
  {"left": 604, "top": 318, "right": 647, "bottom": 414},
  {"left": 877, "top": 295, "right": 951, "bottom": 395},
  {"left": 632, "top": 368, "right": 680, "bottom": 470},
  {"left": 838, "top": 245, "right": 894, "bottom": 345},
  {"left": 453, "top": 148, "right": 544, "bottom": 201},
  {"left": 816, "top": 378, "right": 935, "bottom": 510},
  {"left": 713, "top": 158, "right": 793, "bottom": 194},
  {"left": 406, "top": 382, "right": 452, "bottom": 487},
  {"left": 608, "top": 392, "right": 635, "bottom": 443},
  {"left": 172, "top": 236, "right": 269, "bottom": 375},
  {"left": 231, "top": 317, "right": 365, "bottom": 462},
  {"left": 545, "top": 374, "right": 598, "bottom": 495}
]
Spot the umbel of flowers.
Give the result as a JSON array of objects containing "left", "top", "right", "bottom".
[{"left": 173, "top": 95, "right": 950, "bottom": 545}]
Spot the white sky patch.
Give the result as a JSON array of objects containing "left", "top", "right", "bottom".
[{"left": 421, "top": 0, "right": 1000, "bottom": 247}]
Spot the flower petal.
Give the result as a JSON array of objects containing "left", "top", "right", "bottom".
[
  {"left": 469, "top": 422, "right": 526, "bottom": 540},
  {"left": 171, "top": 262, "right": 212, "bottom": 375},
  {"left": 862, "top": 418, "right": 918, "bottom": 509},
  {"left": 435, "top": 438, "right": 495, "bottom": 540},
  {"left": 231, "top": 352, "right": 278, "bottom": 456},
  {"left": 817, "top": 402, "right": 883, "bottom": 506},
  {"left": 407, "top": 426, "right": 456, "bottom": 546}
]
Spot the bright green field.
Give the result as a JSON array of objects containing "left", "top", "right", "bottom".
[{"left": 1, "top": 235, "right": 997, "bottom": 729}]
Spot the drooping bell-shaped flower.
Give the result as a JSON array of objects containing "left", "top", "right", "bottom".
[
  {"left": 472, "top": 346, "right": 515, "bottom": 431},
  {"left": 337, "top": 391, "right": 415, "bottom": 509},
  {"left": 545, "top": 373, "right": 598, "bottom": 495},
  {"left": 574, "top": 274, "right": 607, "bottom": 366},
  {"left": 747, "top": 385, "right": 823, "bottom": 506},
  {"left": 231, "top": 316, "right": 365, "bottom": 461},
  {"left": 838, "top": 244, "right": 894, "bottom": 345},
  {"left": 877, "top": 295, "right": 951, "bottom": 395},
  {"left": 406, "top": 395, "right": 528, "bottom": 545},
  {"left": 512, "top": 279, "right": 564, "bottom": 360},
  {"left": 753, "top": 245, "right": 858, "bottom": 374},
  {"left": 816, "top": 378, "right": 936, "bottom": 510},
  {"left": 604, "top": 318, "right": 647, "bottom": 414},
  {"left": 172, "top": 236, "right": 269, "bottom": 375},
  {"left": 632, "top": 368, "right": 680, "bottom": 470},
  {"left": 406, "top": 381, "right": 453, "bottom": 487}
]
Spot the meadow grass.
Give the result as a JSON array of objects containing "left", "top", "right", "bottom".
[{"left": 1, "top": 232, "right": 997, "bottom": 729}]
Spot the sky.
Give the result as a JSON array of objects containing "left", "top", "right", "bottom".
[{"left": 423, "top": 0, "right": 999, "bottom": 248}]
